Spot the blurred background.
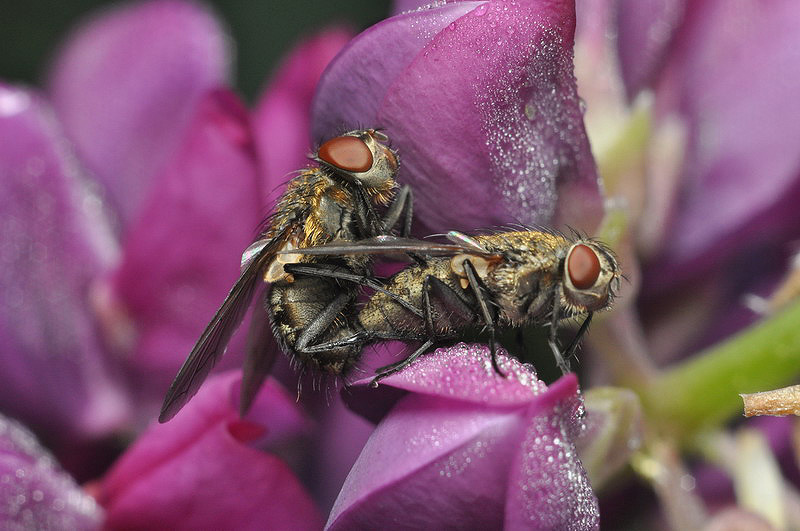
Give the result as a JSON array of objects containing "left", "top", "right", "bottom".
[{"left": 0, "top": 0, "right": 391, "bottom": 100}]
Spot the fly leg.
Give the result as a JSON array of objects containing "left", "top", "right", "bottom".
[
  {"left": 461, "top": 259, "right": 503, "bottom": 376},
  {"left": 382, "top": 185, "right": 414, "bottom": 236},
  {"left": 283, "top": 263, "right": 423, "bottom": 318},
  {"left": 370, "top": 274, "right": 442, "bottom": 384},
  {"left": 354, "top": 185, "right": 383, "bottom": 237},
  {"left": 562, "top": 312, "right": 593, "bottom": 365},
  {"left": 548, "top": 288, "right": 571, "bottom": 374},
  {"left": 293, "top": 290, "right": 356, "bottom": 353},
  {"left": 371, "top": 274, "right": 482, "bottom": 384}
]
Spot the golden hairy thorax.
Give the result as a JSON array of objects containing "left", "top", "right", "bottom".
[{"left": 265, "top": 168, "right": 395, "bottom": 249}]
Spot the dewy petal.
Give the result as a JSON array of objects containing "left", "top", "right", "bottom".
[
  {"left": 391, "top": 0, "right": 431, "bottom": 16},
  {"left": 347, "top": 343, "right": 550, "bottom": 413},
  {"left": 0, "top": 414, "right": 103, "bottom": 529},
  {"left": 100, "top": 371, "right": 320, "bottom": 530},
  {"left": 0, "top": 83, "right": 130, "bottom": 442},
  {"left": 253, "top": 27, "right": 353, "bottom": 204},
  {"left": 328, "top": 394, "right": 524, "bottom": 529},
  {"left": 314, "top": 0, "right": 603, "bottom": 234},
  {"left": 329, "top": 345, "right": 592, "bottom": 529},
  {"left": 648, "top": 0, "right": 800, "bottom": 284},
  {"left": 48, "top": 0, "right": 230, "bottom": 231},
  {"left": 505, "top": 376, "right": 599, "bottom": 530},
  {"left": 110, "top": 89, "right": 262, "bottom": 401},
  {"left": 614, "top": 0, "right": 686, "bottom": 98}
]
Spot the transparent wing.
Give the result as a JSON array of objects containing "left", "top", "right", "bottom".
[
  {"left": 158, "top": 231, "right": 286, "bottom": 423},
  {"left": 282, "top": 235, "right": 474, "bottom": 257},
  {"left": 238, "top": 286, "right": 281, "bottom": 416}
]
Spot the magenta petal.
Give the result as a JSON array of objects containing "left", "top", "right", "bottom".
[
  {"left": 390, "top": 0, "right": 431, "bottom": 16},
  {"left": 650, "top": 1, "right": 800, "bottom": 279},
  {"left": 0, "top": 83, "right": 130, "bottom": 442},
  {"left": 348, "top": 343, "right": 549, "bottom": 408},
  {"left": 0, "top": 415, "right": 103, "bottom": 529},
  {"left": 328, "top": 394, "right": 523, "bottom": 529},
  {"left": 101, "top": 372, "right": 320, "bottom": 530},
  {"left": 110, "top": 90, "right": 262, "bottom": 401},
  {"left": 253, "top": 27, "right": 353, "bottom": 203},
  {"left": 48, "top": 0, "right": 230, "bottom": 230},
  {"left": 330, "top": 345, "right": 593, "bottom": 529},
  {"left": 505, "top": 376, "right": 599, "bottom": 530},
  {"left": 314, "top": 0, "right": 602, "bottom": 234},
  {"left": 615, "top": 0, "right": 685, "bottom": 98}
]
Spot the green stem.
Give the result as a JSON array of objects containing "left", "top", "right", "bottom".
[{"left": 639, "top": 299, "right": 800, "bottom": 443}]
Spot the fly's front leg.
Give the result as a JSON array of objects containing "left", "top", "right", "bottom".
[
  {"left": 562, "top": 312, "right": 593, "bottom": 364},
  {"left": 548, "top": 287, "right": 571, "bottom": 374},
  {"left": 382, "top": 185, "right": 414, "bottom": 236}
]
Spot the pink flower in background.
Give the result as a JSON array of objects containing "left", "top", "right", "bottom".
[
  {"left": 98, "top": 371, "right": 320, "bottom": 530},
  {"left": 0, "top": 414, "right": 102, "bottom": 529},
  {"left": 0, "top": 1, "right": 349, "bottom": 526},
  {"left": 0, "top": 0, "right": 261, "bottom": 444}
]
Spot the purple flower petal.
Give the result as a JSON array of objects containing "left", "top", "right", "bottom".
[
  {"left": 253, "top": 27, "right": 353, "bottom": 204},
  {"left": 100, "top": 371, "right": 320, "bottom": 530},
  {"left": 647, "top": 0, "right": 800, "bottom": 285},
  {"left": 351, "top": 343, "right": 549, "bottom": 405},
  {"left": 0, "top": 83, "right": 131, "bottom": 442},
  {"left": 328, "top": 394, "right": 523, "bottom": 529},
  {"left": 329, "top": 344, "right": 595, "bottom": 529},
  {"left": 505, "top": 378, "right": 598, "bottom": 530},
  {"left": 0, "top": 414, "right": 102, "bottom": 529},
  {"left": 48, "top": 0, "right": 230, "bottom": 230},
  {"left": 109, "top": 89, "right": 262, "bottom": 403},
  {"left": 314, "top": 0, "right": 602, "bottom": 234},
  {"left": 614, "top": 0, "right": 686, "bottom": 98},
  {"left": 390, "top": 0, "right": 430, "bottom": 16}
]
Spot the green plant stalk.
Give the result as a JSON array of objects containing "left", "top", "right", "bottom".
[{"left": 638, "top": 299, "right": 800, "bottom": 443}]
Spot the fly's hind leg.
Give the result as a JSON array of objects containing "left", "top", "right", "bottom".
[
  {"left": 283, "top": 263, "right": 423, "bottom": 318},
  {"left": 371, "top": 274, "right": 479, "bottom": 384},
  {"left": 461, "top": 259, "right": 503, "bottom": 376}
]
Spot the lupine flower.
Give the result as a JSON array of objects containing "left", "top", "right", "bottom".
[
  {"left": 6, "top": 0, "right": 800, "bottom": 527},
  {"left": 572, "top": 0, "right": 800, "bottom": 527},
  {"left": 307, "top": 0, "right": 607, "bottom": 527},
  {"left": 331, "top": 344, "right": 598, "bottom": 530}
]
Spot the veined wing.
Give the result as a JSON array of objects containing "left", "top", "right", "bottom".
[
  {"left": 158, "top": 229, "right": 288, "bottom": 423},
  {"left": 282, "top": 235, "right": 475, "bottom": 258}
]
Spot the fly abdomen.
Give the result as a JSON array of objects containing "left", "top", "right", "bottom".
[{"left": 268, "top": 273, "right": 361, "bottom": 375}]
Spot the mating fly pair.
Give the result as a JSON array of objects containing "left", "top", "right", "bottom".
[
  {"left": 287, "top": 229, "right": 620, "bottom": 382},
  {"left": 159, "top": 129, "right": 413, "bottom": 422}
]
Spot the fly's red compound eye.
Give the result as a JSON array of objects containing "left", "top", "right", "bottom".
[
  {"left": 567, "top": 244, "right": 601, "bottom": 290},
  {"left": 318, "top": 136, "right": 373, "bottom": 172}
]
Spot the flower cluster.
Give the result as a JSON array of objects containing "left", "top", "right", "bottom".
[{"left": 2, "top": 0, "right": 800, "bottom": 528}]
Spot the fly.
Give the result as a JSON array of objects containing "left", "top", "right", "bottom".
[
  {"left": 284, "top": 229, "right": 620, "bottom": 383},
  {"left": 158, "top": 129, "right": 413, "bottom": 422}
]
